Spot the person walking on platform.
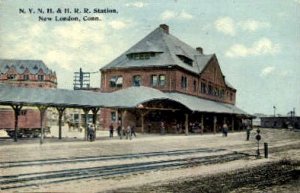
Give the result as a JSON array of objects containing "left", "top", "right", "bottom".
[
  {"left": 131, "top": 125, "right": 136, "bottom": 137},
  {"left": 222, "top": 123, "right": 228, "bottom": 137},
  {"left": 109, "top": 123, "right": 114, "bottom": 138},
  {"left": 246, "top": 125, "right": 252, "bottom": 141},
  {"left": 126, "top": 125, "right": 132, "bottom": 140}
]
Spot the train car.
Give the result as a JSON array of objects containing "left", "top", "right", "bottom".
[{"left": 0, "top": 107, "right": 50, "bottom": 138}]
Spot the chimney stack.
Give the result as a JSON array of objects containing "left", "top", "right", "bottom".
[
  {"left": 160, "top": 24, "right": 169, "bottom": 34},
  {"left": 196, "top": 47, "right": 203, "bottom": 54}
]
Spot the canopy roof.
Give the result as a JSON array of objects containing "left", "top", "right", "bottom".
[{"left": 0, "top": 84, "right": 250, "bottom": 116}]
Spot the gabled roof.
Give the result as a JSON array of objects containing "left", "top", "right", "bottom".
[
  {"left": 101, "top": 25, "right": 214, "bottom": 74},
  {"left": 0, "top": 59, "right": 55, "bottom": 75}
]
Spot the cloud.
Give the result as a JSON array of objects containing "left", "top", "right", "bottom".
[
  {"left": 108, "top": 20, "right": 128, "bottom": 30},
  {"left": 215, "top": 17, "right": 270, "bottom": 35},
  {"left": 161, "top": 10, "right": 176, "bottom": 20},
  {"left": 261, "top": 66, "right": 275, "bottom": 76},
  {"left": 179, "top": 10, "right": 193, "bottom": 20},
  {"left": 0, "top": 18, "right": 133, "bottom": 88},
  {"left": 161, "top": 10, "right": 193, "bottom": 20},
  {"left": 214, "top": 17, "right": 236, "bottom": 36},
  {"left": 238, "top": 19, "right": 270, "bottom": 32},
  {"left": 125, "top": 2, "right": 147, "bottom": 8},
  {"left": 294, "top": 0, "right": 300, "bottom": 4},
  {"left": 225, "top": 38, "right": 280, "bottom": 58},
  {"left": 260, "top": 67, "right": 291, "bottom": 78}
]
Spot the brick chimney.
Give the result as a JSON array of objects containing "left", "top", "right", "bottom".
[
  {"left": 196, "top": 47, "right": 203, "bottom": 54},
  {"left": 160, "top": 24, "right": 169, "bottom": 34}
]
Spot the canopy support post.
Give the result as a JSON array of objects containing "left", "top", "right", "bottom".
[
  {"left": 91, "top": 107, "right": 100, "bottom": 139},
  {"left": 232, "top": 115, "right": 235, "bottom": 131},
  {"left": 201, "top": 114, "right": 204, "bottom": 134},
  {"left": 185, "top": 113, "right": 189, "bottom": 135},
  {"left": 56, "top": 107, "right": 66, "bottom": 140},
  {"left": 11, "top": 105, "right": 23, "bottom": 142},
  {"left": 83, "top": 108, "right": 90, "bottom": 141},
  {"left": 213, "top": 115, "right": 217, "bottom": 134},
  {"left": 38, "top": 106, "right": 48, "bottom": 144}
]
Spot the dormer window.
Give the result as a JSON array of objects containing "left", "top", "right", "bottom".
[
  {"left": 20, "top": 65, "right": 24, "bottom": 69},
  {"left": 7, "top": 74, "right": 16, "bottom": 80},
  {"left": 177, "top": 55, "right": 193, "bottom": 66},
  {"left": 5, "top": 65, "right": 10, "bottom": 69},
  {"left": 127, "top": 52, "right": 156, "bottom": 60},
  {"left": 33, "top": 65, "right": 38, "bottom": 70}
]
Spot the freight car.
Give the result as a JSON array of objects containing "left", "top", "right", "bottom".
[{"left": 0, "top": 108, "right": 50, "bottom": 138}]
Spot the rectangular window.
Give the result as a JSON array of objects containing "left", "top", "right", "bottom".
[
  {"left": 151, "top": 75, "right": 158, "bottom": 86},
  {"left": 74, "top": 114, "right": 79, "bottom": 123},
  {"left": 116, "top": 76, "right": 123, "bottom": 88},
  {"left": 159, "top": 75, "right": 166, "bottom": 86},
  {"left": 110, "top": 76, "right": 123, "bottom": 88},
  {"left": 230, "top": 93, "right": 233, "bottom": 101},
  {"left": 181, "top": 76, "right": 187, "bottom": 89},
  {"left": 220, "top": 89, "right": 225, "bottom": 99},
  {"left": 133, "top": 75, "right": 141, "bottom": 86},
  {"left": 38, "top": 75, "right": 44, "bottom": 81},
  {"left": 193, "top": 80, "right": 197, "bottom": 92},
  {"left": 200, "top": 82, "right": 207, "bottom": 94},
  {"left": 111, "top": 111, "right": 116, "bottom": 122}
]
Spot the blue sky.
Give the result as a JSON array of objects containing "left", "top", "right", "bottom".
[{"left": 0, "top": 0, "right": 299, "bottom": 116}]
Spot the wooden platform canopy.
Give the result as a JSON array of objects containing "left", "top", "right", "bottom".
[{"left": 0, "top": 84, "right": 252, "bottom": 143}]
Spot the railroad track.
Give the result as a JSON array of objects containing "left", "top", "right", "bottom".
[
  {"left": 0, "top": 151, "right": 247, "bottom": 190},
  {"left": 0, "top": 147, "right": 226, "bottom": 168}
]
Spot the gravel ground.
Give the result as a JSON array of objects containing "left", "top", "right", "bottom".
[{"left": 0, "top": 128, "right": 299, "bottom": 192}]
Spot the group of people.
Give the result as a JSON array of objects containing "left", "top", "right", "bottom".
[
  {"left": 88, "top": 121, "right": 253, "bottom": 142},
  {"left": 109, "top": 122, "right": 136, "bottom": 140},
  {"left": 222, "top": 122, "right": 253, "bottom": 140}
]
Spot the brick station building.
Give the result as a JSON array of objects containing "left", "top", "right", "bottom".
[
  {"left": 0, "top": 59, "right": 57, "bottom": 134},
  {"left": 99, "top": 24, "right": 247, "bottom": 133}
]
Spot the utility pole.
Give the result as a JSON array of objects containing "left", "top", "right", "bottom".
[{"left": 273, "top": 106, "right": 276, "bottom": 117}]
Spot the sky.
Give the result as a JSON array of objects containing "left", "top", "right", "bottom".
[{"left": 0, "top": 0, "right": 299, "bottom": 116}]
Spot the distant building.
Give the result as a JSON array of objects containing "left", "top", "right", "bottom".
[
  {"left": 261, "top": 116, "right": 300, "bottom": 129},
  {"left": 0, "top": 59, "right": 57, "bottom": 136},
  {"left": 0, "top": 59, "right": 57, "bottom": 88}
]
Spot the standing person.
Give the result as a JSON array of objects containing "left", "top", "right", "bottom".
[
  {"left": 87, "top": 124, "right": 92, "bottom": 141},
  {"left": 89, "top": 124, "right": 95, "bottom": 141},
  {"left": 246, "top": 125, "right": 252, "bottom": 141},
  {"left": 160, "top": 121, "right": 165, "bottom": 135},
  {"left": 109, "top": 123, "right": 114, "bottom": 138},
  {"left": 121, "top": 126, "right": 125, "bottom": 139},
  {"left": 223, "top": 123, "right": 228, "bottom": 137},
  {"left": 126, "top": 125, "right": 132, "bottom": 140},
  {"left": 117, "top": 121, "right": 122, "bottom": 139},
  {"left": 131, "top": 125, "right": 136, "bottom": 137}
]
